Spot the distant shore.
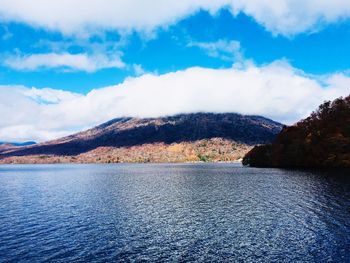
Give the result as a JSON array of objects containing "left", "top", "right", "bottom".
[
  {"left": 0, "top": 139, "right": 250, "bottom": 165},
  {"left": 0, "top": 156, "right": 244, "bottom": 165}
]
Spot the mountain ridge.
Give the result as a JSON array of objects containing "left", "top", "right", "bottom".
[{"left": 0, "top": 141, "right": 36, "bottom": 147}]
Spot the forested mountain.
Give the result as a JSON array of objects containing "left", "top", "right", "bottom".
[
  {"left": 0, "top": 113, "right": 282, "bottom": 163},
  {"left": 243, "top": 95, "right": 350, "bottom": 168}
]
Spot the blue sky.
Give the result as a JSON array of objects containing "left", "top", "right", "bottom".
[{"left": 0, "top": 1, "right": 350, "bottom": 141}]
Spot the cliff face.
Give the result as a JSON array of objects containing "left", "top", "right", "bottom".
[
  {"left": 243, "top": 95, "right": 350, "bottom": 168},
  {"left": 0, "top": 113, "right": 282, "bottom": 163}
]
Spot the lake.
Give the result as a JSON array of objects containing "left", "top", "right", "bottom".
[{"left": 0, "top": 163, "right": 349, "bottom": 262}]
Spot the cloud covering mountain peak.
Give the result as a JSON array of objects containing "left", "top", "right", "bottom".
[{"left": 1, "top": 61, "right": 349, "bottom": 142}]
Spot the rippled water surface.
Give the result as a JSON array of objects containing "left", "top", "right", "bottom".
[{"left": 0, "top": 164, "right": 349, "bottom": 262}]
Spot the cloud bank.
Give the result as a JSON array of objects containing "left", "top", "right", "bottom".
[
  {"left": 1, "top": 61, "right": 349, "bottom": 142},
  {"left": 0, "top": 0, "right": 350, "bottom": 35}
]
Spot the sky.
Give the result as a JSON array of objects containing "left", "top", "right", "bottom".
[{"left": 0, "top": 0, "right": 350, "bottom": 142}]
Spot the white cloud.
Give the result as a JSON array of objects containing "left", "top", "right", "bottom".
[
  {"left": 21, "top": 87, "right": 81, "bottom": 104},
  {"left": 1, "top": 25, "right": 12, "bottom": 40},
  {"left": 189, "top": 40, "right": 242, "bottom": 62},
  {"left": 230, "top": 0, "right": 350, "bottom": 36},
  {"left": 0, "top": 1, "right": 350, "bottom": 36},
  {"left": 0, "top": 0, "right": 226, "bottom": 34},
  {"left": 132, "top": 64, "right": 146, "bottom": 76},
  {"left": 0, "top": 61, "right": 349, "bottom": 142},
  {"left": 3, "top": 53, "right": 125, "bottom": 72}
]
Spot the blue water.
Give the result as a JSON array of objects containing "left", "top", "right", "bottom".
[{"left": 0, "top": 164, "right": 349, "bottom": 262}]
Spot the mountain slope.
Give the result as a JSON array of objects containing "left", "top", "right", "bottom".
[
  {"left": 0, "top": 113, "right": 283, "bottom": 163},
  {"left": 243, "top": 95, "right": 350, "bottom": 168}
]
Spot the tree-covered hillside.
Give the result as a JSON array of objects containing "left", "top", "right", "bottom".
[{"left": 243, "top": 95, "right": 350, "bottom": 168}]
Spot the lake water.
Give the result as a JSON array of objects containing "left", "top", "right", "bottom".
[{"left": 0, "top": 163, "right": 349, "bottom": 262}]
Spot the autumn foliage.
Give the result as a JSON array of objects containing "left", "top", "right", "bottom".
[
  {"left": 243, "top": 95, "right": 350, "bottom": 168},
  {"left": 0, "top": 138, "right": 252, "bottom": 164}
]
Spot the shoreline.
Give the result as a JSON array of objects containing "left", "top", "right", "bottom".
[{"left": 0, "top": 160, "right": 244, "bottom": 165}]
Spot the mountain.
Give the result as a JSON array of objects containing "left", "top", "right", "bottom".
[
  {"left": 0, "top": 141, "right": 36, "bottom": 152},
  {"left": 0, "top": 141, "right": 36, "bottom": 147},
  {"left": 0, "top": 113, "right": 283, "bottom": 164},
  {"left": 243, "top": 95, "right": 350, "bottom": 168}
]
